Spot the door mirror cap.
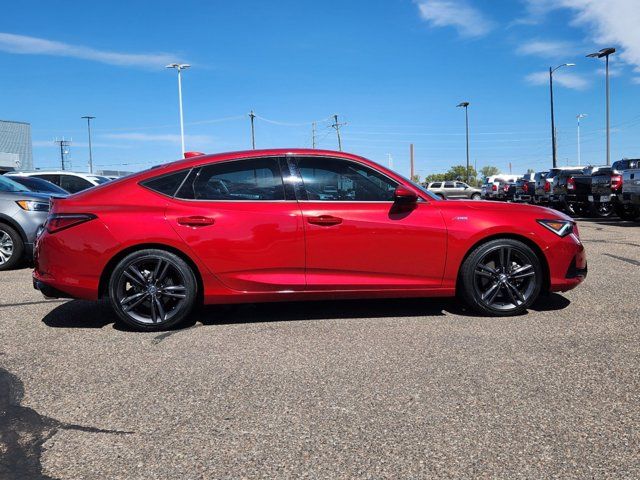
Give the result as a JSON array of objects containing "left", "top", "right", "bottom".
[{"left": 394, "top": 185, "right": 418, "bottom": 203}]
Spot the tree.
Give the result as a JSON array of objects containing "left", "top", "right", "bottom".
[
  {"left": 446, "top": 165, "right": 477, "bottom": 182},
  {"left": 423, "top": 173, "right": 447, "bottom": 184},
  {"left": 411, "top": 174, "right": 421, "bottom": 184},
  {"left": 526, "top": 168, "right": 535, "bottom": 174},
  {"left": 480, "top": 165, "right": 500, "bottom": 179}
]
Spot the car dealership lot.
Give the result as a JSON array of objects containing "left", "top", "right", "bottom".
[{"left": 1, "top": 219, "right": 638, "bottom": 479}]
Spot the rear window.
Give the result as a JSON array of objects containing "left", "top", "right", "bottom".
[
  {"left": 141, "top": 170, "right": 189, "bottom": 196},
  {"left": 430, "top": 182, "right": 441, "bottom": 188}
]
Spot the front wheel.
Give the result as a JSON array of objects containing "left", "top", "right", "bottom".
[
  {"left": 459, "top": 239, "right": 543, "bottom": 316},
  {"left": 108, "top": 249, "right": 197, "bottom": 331},
  {"left": 0, "top": 224, "right": 24, "bottom": 271},
  {"left": 592, "top": 201, "right": 614, "bottom": 218}
]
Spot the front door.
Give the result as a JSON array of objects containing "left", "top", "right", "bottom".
[
  {"left": 291, "top": 156, "right": 447, "bottom": 290},
  {"left": 165, "top": 157, "right": 305, "bottom": 292}
]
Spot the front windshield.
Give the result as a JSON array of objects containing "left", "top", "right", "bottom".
[{"left": 0, "top": 175, "right": 30, "bottom": 193}]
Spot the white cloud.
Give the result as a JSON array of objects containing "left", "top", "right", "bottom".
[
  {"left": 525, "top": 70, "right": 589, "bottom": 90},
  {"left": 516, "top": 40, "right": 574, "bottom": 58},
  {"left": 0, "top": 32, "right": 184, "bottom": 68},
  {"left": 521, "top": 0, "right": 640, "bottom": 73},
  {"left": 415, "top": 0, "right": 494, "bottom": 38},
  {"left": 103, "top": 133, "right": 214, "bottom": 145},
  {"left": 631, "top": 77, "right": 640, "bottom": 85}
]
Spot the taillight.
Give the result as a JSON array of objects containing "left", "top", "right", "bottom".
[
  {"left": 46, "top": 214, "right": 96, "bottom": 234},
  {"left": 544, "top": 181, "right": 551, "bottom": 192},
  {"left": 567, "top": 177, "right": 575, "bottom": 190},
  {"left": 492, "top": 184, "right": 497, "bottom": 191},
  {"left": 523, "top": 183, "right": 529, "bottom": 193},
  {"left": 504, "top": 184, "right": 510, "bottom": 192},
  {"left": 611, "top": 174, "right": 622, "bottom": 191}
]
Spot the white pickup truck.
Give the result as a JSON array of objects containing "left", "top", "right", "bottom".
[{"left": 621, "top": 166, "right": 640, "bottom": 220}]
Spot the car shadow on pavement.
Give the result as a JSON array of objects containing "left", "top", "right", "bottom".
[
  {"left": 41, "top": 294, "right": 571, "bottom": 331},
  {"left": 195, "top": 297, "right": 453, "bottom": 327}
]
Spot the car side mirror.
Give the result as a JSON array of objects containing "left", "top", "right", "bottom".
[{"left": 394, "top": 185, "right": 418, "bottom": 203}]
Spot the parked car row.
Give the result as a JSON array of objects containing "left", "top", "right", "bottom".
[
  {"left": 480, "top": 159, "right": 640, "bottom": 221},
  {"left": 0, "top": 170, "right": 114, "bottom": 270}
]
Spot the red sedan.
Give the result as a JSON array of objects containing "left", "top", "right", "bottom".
[{"left": 33, "top": 149, "right": 587, "bottom": 331}]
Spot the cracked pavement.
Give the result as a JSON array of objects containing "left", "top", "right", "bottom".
[{"left": 0, "top": 218, "right": 638, "bottom": 479}]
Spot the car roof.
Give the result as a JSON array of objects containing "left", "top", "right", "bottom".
[{"left": 8, "top": 170, "right": 104, "bottom": 178}]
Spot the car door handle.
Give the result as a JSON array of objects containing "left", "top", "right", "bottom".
[
  {"left": 177, "top": 216, "right": 215, "bottom": 227},
  {"left": 307, "top": 215, "right": 342, "bottom": 226}
]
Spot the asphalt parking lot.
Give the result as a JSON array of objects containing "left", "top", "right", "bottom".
[{"left": 1, "top": 218, "right": 639, "bottom": 479}]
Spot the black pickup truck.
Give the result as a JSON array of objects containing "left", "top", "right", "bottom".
[
  {"left": 514, "top": 173, "right": 535, "bottom": 203},
  {"left": 590, "top": 159, "right": 639, "bottom": 218},
  {"left": 552, "top": 166, "right": 606, "bottom": 215}
]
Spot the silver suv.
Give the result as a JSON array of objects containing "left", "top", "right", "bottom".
[
  {"left": 426, "top": 181, "right": 481, "bottom": 200},
  {"left": 0, "top": 176, "right": 54, "bottom": 270}
]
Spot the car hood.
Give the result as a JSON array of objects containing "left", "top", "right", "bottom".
[{"left": 435, "top": 199, "right": 572, "bottom": 220}]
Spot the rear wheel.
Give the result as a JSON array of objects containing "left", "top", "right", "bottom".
[
  {"left": 0, "top": 224, "right": 24, "bottom": 271},
  {"left": 592, "top": 201, "right": 614, "bottom": 218},
  {"left": 615, "top": 204, "right": 639, "bottom": 221},
  {"left": 459, "top": 239, "right": 543, "bottom": 316},
  {"left": 108, "top": 249, "right": 197, "bottom": 331},
  {"left": 471, "top": 193, "right": 481, "bottom": 200}
]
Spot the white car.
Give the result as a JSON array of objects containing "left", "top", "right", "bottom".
[
  {"left": 481, "top": 174, "right": 522, "bottom": 200},
  {"left": 7, "top": 171, "right": 111, "bottom": 194}
]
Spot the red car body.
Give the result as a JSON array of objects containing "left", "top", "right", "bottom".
[{"left": 33, "top": 149, "right": 586, "bottom": 315}]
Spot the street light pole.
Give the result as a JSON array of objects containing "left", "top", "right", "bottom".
[
  {"left": 549, "top": 63, "right": 575, "bottom": 168},
  {"left": 81, "top": 115, "right": 95, "bottom": 173},
  {"left": 456, "top": 102, "right": 470, "bottom": 182},
  {"left": 587, "top": 48, "right": 616, "bottom": 165},
  {"left": 166, "top": 63, "right": 191, "bottom": 157},
  {"left": 576, "top": 114, "right": 587, "bottom": 166}
]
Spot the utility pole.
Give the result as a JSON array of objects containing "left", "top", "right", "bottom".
[
  {"left": 81, "top": 116, "right": 95, "bottom": 173},
  {"left": 456, "top": 102, "right": 470, "bottom": 182},
  {"left": 55, "top": 138, "right": 71, "bottom": 171},
  {"left": 249, "top": 110, "right": 256, "bottom": 149},
  {"left": 312, "top": 122, "right": 316, "bottom": 149},
  {"left": 331, "top": 114, "right": 345, "bottom": 151},
  {"left": 410, "top": 143, "right": 415, "bottom": 180}
]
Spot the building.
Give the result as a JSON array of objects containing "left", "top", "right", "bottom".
[{"left": 0, "top": 120, "right": 33, "bottom": 172}]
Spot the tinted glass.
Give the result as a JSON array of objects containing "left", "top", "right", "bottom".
[
  {"left": 10, "top": 176, "right": 68, "bottom": 194},
  {"left": 0, "top": 176, "right": 30, "bottom": 192},
  {"left": 35, "top": 174, "right": 61, "bottom": 186},
  {"left": 59, "top": 175, "right": 93, "bottom": 193},
  {"left": 88, "top": 176, "right": 111, "bottom": 185},
  {"left": 178, "top": 158, "right": 284, "bottom": 201},
  {"left": 455, "top": 182, "right": 466, "bottom": 188},
  {"left": 142, "top": 170, "right": 189, "bottom": 196},
  {"left": 430, "top": 182, "right": 441, "bottom": 188},
  {"left": 444, "top": 182, "right": 455, "bottom": 188},
  {"left": 297, "top": 157, "right": 397, "bottom": 201}
]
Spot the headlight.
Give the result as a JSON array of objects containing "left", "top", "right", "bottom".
[
  {"left": 537, "top": 219, "right": 574, "bottom": 237},
  {"left": 16, "top": 200, "right": 50, "bottom": 212}
]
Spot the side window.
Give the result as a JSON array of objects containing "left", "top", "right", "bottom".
[
  {"left": 141, "top": 170, "right": 189, "bottom": 196},
  {"left": 34, "top": 174, "right": 61, "bottom": 186},
  {"left": 59, "top": 175, "right": 93, "bottom": 193},
  {"left": 430, "top": 182, "right": 441, "bottom": 189},
  {"left": 177, "top": 157, "right": 284, "bottom": 201},
  {"left": 444, "top": 182, "right": 455, "bottom": 189},
  {"left": 297, "top": 157, "right": 398, "bottom": 201},
  {"left": 455, "top": 182, "right": 466, "bottom": 188}
]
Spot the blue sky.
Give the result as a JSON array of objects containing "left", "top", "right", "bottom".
[{"left": 1, "top": 0, "right": 639, "bottom": 177}]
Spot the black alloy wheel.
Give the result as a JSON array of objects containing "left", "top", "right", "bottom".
[
  {"left": 108, "top": 249, "right": 197, "bottom": 331},
  {"left": 593, "top": 201, "right": 614, "bottom": 218},
  {"left": 459, "top": 239, "right": 543, "bottom": 316}
]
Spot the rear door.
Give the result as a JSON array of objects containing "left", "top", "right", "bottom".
[
  {"left": 292, "top": 155, "right": 447, "bottom": 290},
  {"left": 164, "top": 157, "right": 306, "bottom": 292}
]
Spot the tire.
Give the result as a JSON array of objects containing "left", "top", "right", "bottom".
[
  {"left": 108, "top": 249, "right": 197, "bottom": 331},
  {"left": 592, "top": 202, "right": 613, "bottom": 218},
  {"left": 471, "top": 193, "right": 481, "bottom": 200},
  {"left": 614, "top": 204, "right": 639, "bottom": 221},
  {"left": 0, "top": 223, "right": 24, "bottom": 271},
  {"left": 459, "top": 239, "right": 543, "bottom": 316}
]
